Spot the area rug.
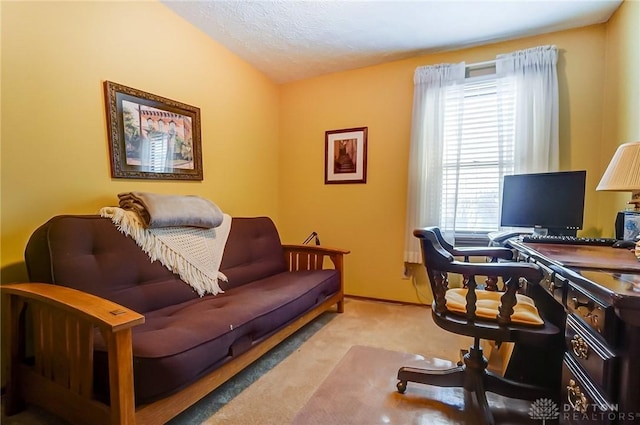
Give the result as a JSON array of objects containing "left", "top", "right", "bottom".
[{"left": 290, "top": 345, "right": 537, "bottom": 425}]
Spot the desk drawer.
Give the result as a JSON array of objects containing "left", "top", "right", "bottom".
[
  {"left": 516, "top": 251, "right": 529, "bottom": 263},
  {"left": 521, "top": 256, "right": 564, "bottom": 301},
  {"left": 561, "top": 355, "right": 616, "bottom": 425},
  {"left": 547, "top": 269, "right": 566, "bottom": 304},
  {"left": 565, "top": 282, "right": 617, "bottom": 345},
  {"left": 565, "top": 314, "right": 617, "bottom": 398}
]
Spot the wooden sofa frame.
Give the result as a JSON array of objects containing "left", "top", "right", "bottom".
[{"left": 2, "top": 245, "right": 348, "bottom": 425}]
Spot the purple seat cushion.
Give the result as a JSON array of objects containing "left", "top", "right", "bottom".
[{"left": 95, "top": 269, "right": 340, "bottom": 403}]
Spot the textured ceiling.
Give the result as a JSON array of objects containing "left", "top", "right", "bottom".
[{"left": 163, "top": 0, "right": 622, "bottom": 84}]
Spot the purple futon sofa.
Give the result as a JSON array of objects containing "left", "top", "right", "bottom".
[{"left": 2, "top": 215, "right": 348, "bottom": 425}]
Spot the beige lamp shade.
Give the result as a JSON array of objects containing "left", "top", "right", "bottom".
[{"left": 597, "top": 141, "right": 640, "bottom": 210}]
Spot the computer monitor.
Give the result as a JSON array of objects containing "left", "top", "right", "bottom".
[{"left": 500, "top": 170, "right": 586, "bottom": 236}]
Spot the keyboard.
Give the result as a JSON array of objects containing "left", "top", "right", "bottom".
[{"left": 521, "top": 235, "right": 618, "bottom": 246}]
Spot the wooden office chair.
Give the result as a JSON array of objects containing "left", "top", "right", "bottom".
[
  {"left": 397, "top": 227, "right": 560, "bottom": 425},
  {"left": 428, "top": 226, "right": 514, "bottom": 291},
  {"left": 430, "top": 226, "right": 514, "bottom": 262}
]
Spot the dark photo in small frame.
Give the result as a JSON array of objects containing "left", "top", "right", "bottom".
[{"left": 324, "top": 127, "right": 368, "bottom": 184}]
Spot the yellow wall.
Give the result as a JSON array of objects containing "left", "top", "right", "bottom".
[
  {"left": 600, "top": 0, "right": 640, "bottom": 228},
  {"left": 1, "top": 1, "right": 281, "bottom": 282},
  {"left": 2, "top": 1, "right": 637, "bottom": 305},
  {"left": 279, "top": 24, "right": 628, "bottom": 303}
]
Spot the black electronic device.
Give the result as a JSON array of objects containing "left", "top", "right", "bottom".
[
  {"left": 501, "top": 170, "right": 586, "bottom": 237},
  {"left": 521, "top": 234, "right": 617, "bottom": 246},
  {"left": 612, "top": 239, "right": 637, "bottom": 249},
  {"left": 615, "top": 211, "right": 625, "bottom": 240}
]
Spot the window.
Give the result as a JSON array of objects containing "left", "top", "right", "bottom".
[
  {"left": 404, "top": 47, "right": 558, "bottom": 262},
  {"left": 440, "top": 71, "right": 515, "bottom": 238}
]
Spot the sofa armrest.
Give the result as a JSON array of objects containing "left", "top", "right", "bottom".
[
  {"left": 1, "top": 283, "right": 144, "bottom": 425},
  {"left": 1, "top": 283, "right": 144, "bottom": 330},
  {"left": 282, "top": 245, "right": 350, "bottom": 272},
  {"left": 282, "top": 245, "right": 350, "bottom": 314}
]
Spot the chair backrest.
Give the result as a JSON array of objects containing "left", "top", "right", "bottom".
[
  {"left": 429, "top": 226, "right": 514, "bottom": 262},
  {"left": 427, "top": 227, "right": 516, "bottom": 291},
  {"left": 414, "top": 226, "right": 542, "bottom": 326}
]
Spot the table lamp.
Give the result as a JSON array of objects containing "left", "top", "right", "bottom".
[{"left": 597, "top": 141, "right": 640, "bottom": 211}]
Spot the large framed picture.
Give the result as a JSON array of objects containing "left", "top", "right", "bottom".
[
  {"left": 324, "top": 127, "right": 368, "bottom": 184},
  {"left": 104, "top": 81, "right": 203, "bottom": 180}
]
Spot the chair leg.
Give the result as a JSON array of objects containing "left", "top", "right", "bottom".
[
  {"left": 396, "top": 365, "right": 465, "bottom": 393},
  {"left": 484, "top": 370, "right": 551, "bottom": 401},
  {"left": 398, "top": 339, "right": 544, "bottom": 425},
  {"left": 469, "top": 371, "right": 495, "bottom": 425},
  {"left": 462, "top": 342, "right": 495, "bottom": 425}
]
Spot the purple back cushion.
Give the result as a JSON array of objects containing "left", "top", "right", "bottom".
[
  {"left": 26, "top": 216, "right": 199, "bottom": 313},
  {"left": 219, "top": 217, "right": 288, "bottom": 289},
  {"left": 25, "top": 215, "right": 287, "bottom": 313}
]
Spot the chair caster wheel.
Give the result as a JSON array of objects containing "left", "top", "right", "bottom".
[{"left": 397, "top": 380, "right": 407, "bottom": 394}]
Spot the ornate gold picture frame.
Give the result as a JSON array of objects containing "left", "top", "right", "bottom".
[{"left": 104, "top": 81, "right": 203, "bottom": 180}]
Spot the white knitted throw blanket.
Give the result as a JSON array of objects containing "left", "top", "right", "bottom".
[{"left": 100, "top": 207, "right": 231, "bottom": 296}]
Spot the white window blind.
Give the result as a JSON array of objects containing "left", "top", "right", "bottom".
[{"left": 441, "top": 75, "right": 516, "bottom": 236}]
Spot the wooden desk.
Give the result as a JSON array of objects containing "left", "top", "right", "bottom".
[
  {"left": 514, "top": 243, "right": 640, "bottom": 274},
  {"left": 507, "top": 240, "right": 640, "bottom": 425}
]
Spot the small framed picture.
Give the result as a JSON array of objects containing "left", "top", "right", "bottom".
[
  {"left": 104, "top": 81, "right": 203, "bottom": 180},
  {"left": 324, "top": 127, "right": 368, "bottom": 184}
]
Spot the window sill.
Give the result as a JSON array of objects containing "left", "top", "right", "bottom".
[{"left": 454, "top": 234, "right": 491, "bottom": 247}]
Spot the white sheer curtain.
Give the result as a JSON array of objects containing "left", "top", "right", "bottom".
[
  {"left": 496, "top": 45, "right": 559, "bottom": 173},
  {"left": 403, "top": 45, "right": 559, "bottom": 264},
  {"left": 403, "top": 63, "right": 466, "bottom": 263}
]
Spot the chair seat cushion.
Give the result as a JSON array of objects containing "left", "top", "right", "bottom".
[{"left": 445, "top": 288, "right": 544, "bottom": 326}]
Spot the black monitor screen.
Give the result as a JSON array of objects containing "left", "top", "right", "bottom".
[{"left": 500, "top": 170, "right": 586, "bottom": 236}]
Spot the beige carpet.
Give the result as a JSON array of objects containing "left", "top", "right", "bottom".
[
  {"left": 199, "top": 298, "right": 474, "bottom": 425},
  {"left": 291, "top": 345, "right": 536, "bottom": 425},
  {"left": 2, "top": 298, "right": 485, "bottom": 425}
]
